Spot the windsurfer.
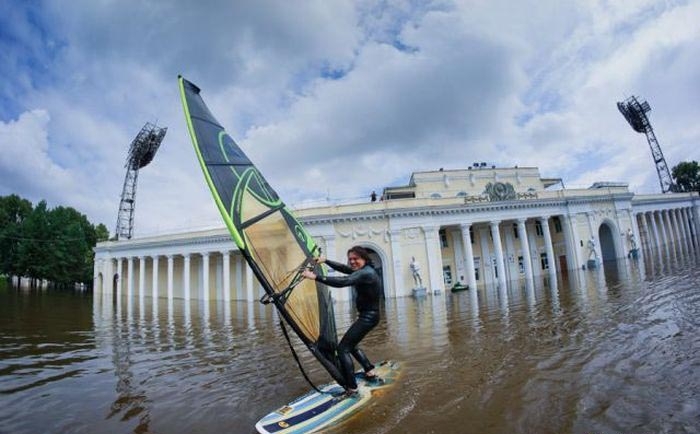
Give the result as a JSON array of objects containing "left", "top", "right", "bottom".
[{"left": 302, "top": 245, "right": 382, "bottom": 397}]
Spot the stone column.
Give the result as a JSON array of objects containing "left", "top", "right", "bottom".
[
  {"left": 541, "top": 217, "right": 556, "bottom": 274},
  {"left": 670, "top": 209, "right": 684, "bottom": 256},
  {"left": 117, "top": 258, "right": 123, "bottom": 298},
  {"left": 138, "top": 256, "right": 146, "bottom": 302},
  {"left": 222, "top": 251, "right": 231, "bottom": 303},
  {"left": 235, "top": 255, "right": 243, "bottom": 300},
  {"left": 202, "top": 252, "right": 210, "bottom": 302},
  {"left": 638, "top": 212, "right": 650, "bottom": 252},
  {"left": 561, "top": 214, "right": 578, "bottom": 270},
  {"left": 423, "top": 225, "right": 444, "bottom": 292},
  {"left": 490, "top": 221, "right": 507, "bottom": 288},
  {"left": 389, "top": 229, "right": 403, "bottom": 298},
  {"left": 649, "top": 212, "right": 662, "bottom": 256},
  {"left": 152, "top": 256, "right": 159, "bottom": 299},
  {"left": 167, "top": 255, "right": 174, "bottom": 302},
  {"left": 184, "top": 254, "right": 191, "bottom": 300},
  {"left": 127, "top": 257, "right": 134, "bottom": 299},
  {"left": 517, "top": 218, "right": 534, "bottom": 284},
  {"left": 246, "top": 263, "right": 254, "bottom": 302},
  {"left": 681, "top": 208, "right": 694, "bottom": 251},
  {"left": 691, "top": 206, "right": 700, "bottom": 249},
  {"left": 460, "top": 223, "right": 477, "bottom": 290},
  {"left": 660, "top": 210, "right": 672, "bottom": 250}
]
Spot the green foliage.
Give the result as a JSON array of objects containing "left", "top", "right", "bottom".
[
  {"left": 671, "top": 161, "right": 700, "bottom": 192},
  {"left": 0, "top": 195, "right": 110, "bottom": 286}
]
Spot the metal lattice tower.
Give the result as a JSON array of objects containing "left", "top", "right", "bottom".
[
  {"left": 617, "top": 96, "right": 675, "bottom": 193},
  {"left": 115, "top": 122, "right": 167, "bottom": 240}
]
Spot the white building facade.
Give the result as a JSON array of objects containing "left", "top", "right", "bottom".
[{"left": 93, "top": 166, "right": 700, "bottom": 302}]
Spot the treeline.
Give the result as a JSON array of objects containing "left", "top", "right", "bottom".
[{"left": 0, "top": 194, "right": 109, "bottom": 289}]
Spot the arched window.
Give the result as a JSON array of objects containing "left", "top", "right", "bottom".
[
  {"left": 430, "top": 193, "right": 442, "bottom": 199},
  {"left": 456, "top": 191, "right": 467, "bottom": 197}
]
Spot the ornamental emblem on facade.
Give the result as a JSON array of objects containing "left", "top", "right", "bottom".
[{"left": 483, "top": 182, "right": 516, "bottom": 201}]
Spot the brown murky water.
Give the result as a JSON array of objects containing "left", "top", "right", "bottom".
[{"left": 1, "top": 253, "right": 699, "bottom": 434}]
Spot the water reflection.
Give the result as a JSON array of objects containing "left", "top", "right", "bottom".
[{"left": 1, "top": 251, "right": 699, "bottom": 433}]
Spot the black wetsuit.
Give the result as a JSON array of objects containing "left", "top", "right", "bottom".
[{"left": 316, "top": 260, "right": 381, "bottom": 389}]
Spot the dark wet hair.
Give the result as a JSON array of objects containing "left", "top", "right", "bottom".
[{"left": 347, "top": 245, "right": 374, "bottom": 267}]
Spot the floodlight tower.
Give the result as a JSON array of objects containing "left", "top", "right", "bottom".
[
  {"left": 617, "top": 96, "right": 675, "bottom": 193},
  {"left": 115, "top": 122, "right": 167, "bottom": 240}
]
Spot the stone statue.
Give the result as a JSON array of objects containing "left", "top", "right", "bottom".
[
  {"left": 587, "top": 236, "right": 598, "bottom": 260},
  {"left": 627, "top": 228, "right": 637, "bottom": 250},
  {"left": 409, "top": 256, "right": 423, "bottom": 287}
]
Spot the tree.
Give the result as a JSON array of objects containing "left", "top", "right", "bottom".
[
  {"left": 671, "top": 161, "right": 700, "bottom": 192},
  {"left": 1, "top": 194, "right": 110, "bottom": 288},
  {"left": 0, "top": 195, "right": 33, "bottom": 277}
]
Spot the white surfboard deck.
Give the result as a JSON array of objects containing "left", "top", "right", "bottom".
[{"left": 255, "top": 360, "right": 401, "bottom": 434}]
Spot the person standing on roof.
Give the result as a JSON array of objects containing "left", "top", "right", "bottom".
[{"left": 302, "top": 245, "right": 382, "bottom": 397}]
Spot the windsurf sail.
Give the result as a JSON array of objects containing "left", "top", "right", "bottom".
[{"left": 178, "top": 76, "right": 345, "bottom": 387}]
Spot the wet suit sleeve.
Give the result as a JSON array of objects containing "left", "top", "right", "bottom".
[
  {"left": 316, "top": 267, "right": 371, "bottom": 288},
  {"left": 324, "top": 259, "right": 353, "bottom": 275}
]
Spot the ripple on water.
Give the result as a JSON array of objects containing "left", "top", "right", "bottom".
[{"left": 1, "top": 256, "right": 700, "bottom": 433}]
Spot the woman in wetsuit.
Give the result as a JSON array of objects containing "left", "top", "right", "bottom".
[{"left": 302, "top": 245, "right": 381, "bottom": 397}]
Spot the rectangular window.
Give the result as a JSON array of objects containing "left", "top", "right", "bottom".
[
  {"left": 540, "top": 253, "right": 549, "bottom": 270},
  {"left": 513, "top": 223, "right": 519, "bottom": 238},
  {"left": 535, "top": 221, "right": 543, "bottom": 236},
  {"left": 474, "top": 257, "right": 480, "bottom": 281},
  {"left": 440, "top": 229, "right": 448, "bottom": 248},
  {"left": 553, "top": 217, "right": 562, "bottom": 233},
  {"left": 443, "top": 265, "right": 452, "bottom": 285},
  {"left": 469, "top": 226, "right": 474, "bottom": 244},
  {"left": 518, "top": 256, "right": 524, "bottom": 273}
]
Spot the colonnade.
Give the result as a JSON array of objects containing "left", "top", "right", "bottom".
[
  {"left": 104, "top": 249, "right": 262, "bottom": 304},
  {"left": 94, "top": 201, "right": 700, "bottom": 301},
  {"left": 635, "top": 206, "right": 699, "bottom": 259},
  {"left": 453, "top": 216, "right": 562, "bottom": 292}
]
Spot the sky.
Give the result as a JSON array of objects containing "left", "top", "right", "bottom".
[{"left": 1, "top": 0, "right": 699, "bottom": 237}]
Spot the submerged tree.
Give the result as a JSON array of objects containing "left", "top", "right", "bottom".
[
  {"left": 671, "top": 161, "right": 700, "bottom": 193},
  {"left": 0, "top": 195, "right": 110, "bottom": 288},
  {"left": 0, "top": 195, "right": 33, "bottom": 279}
]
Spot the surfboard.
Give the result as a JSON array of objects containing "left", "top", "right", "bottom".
[{"left": 255, "top": 360, "right": 401, "bottom": 434}]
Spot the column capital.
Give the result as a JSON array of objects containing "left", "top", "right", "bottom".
[
  {"left": 489, "top": 220, "right": 501, "bottom": 227},
  {"left": 201, "top": 251, "right": 210, "bottom": 258},
  {"left": 516, "top": 218, "right": 527, "bottom": 224},
  {"left": 459, "top": 222, "right": 472, "bottom": 230},
  {"left": 220, "top": 250, "right": 231, "bottom": 256},
  {"left": 421, "top": 224, "right": 438, "bottom": 233}
]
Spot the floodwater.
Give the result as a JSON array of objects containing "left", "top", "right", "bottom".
[{"left": 1, "top": 252, "right": 699, "bottom": 434}]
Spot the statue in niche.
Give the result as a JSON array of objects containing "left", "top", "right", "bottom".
[
  {"left": 483, "top": 182, "right": 517, "bottom": 201},
  {"left": 409, "top": 257, "right": 423, "bottom": 287}
]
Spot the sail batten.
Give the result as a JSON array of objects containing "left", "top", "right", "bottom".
[{"left": 178, "top": 76, "right": 345, "bottom": 388}]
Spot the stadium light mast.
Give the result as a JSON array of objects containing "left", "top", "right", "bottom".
[
  {"left": 115, "top": 122, "right": 167, "bottom": 240},
  {"left": 617, "top": 96, "right": 675, "bottom": 193}
]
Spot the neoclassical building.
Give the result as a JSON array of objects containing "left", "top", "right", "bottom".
[{"left": 93, "top": 165, "right": 700, "bottom": 302}]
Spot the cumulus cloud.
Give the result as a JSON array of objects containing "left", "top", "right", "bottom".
[{"left": 1, "top": 0, "right": 699, "bottom": 235}]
